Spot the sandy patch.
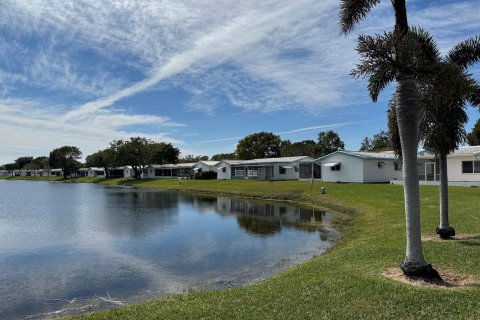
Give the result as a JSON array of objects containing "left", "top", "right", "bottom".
[
  {"left": 381, "top": 267, "right": 478, "bottom": 289},
  {"left": 421, "top": 234, "right": 480, "bottom": 242}
]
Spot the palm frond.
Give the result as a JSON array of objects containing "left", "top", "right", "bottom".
[
  {"left": 409, "top": 26, "right": 441, "bottom": 63},
  {"left": 466, "top": 82, "right": 480, "bottom": 108},
  {"left": 446, "top": 35, "right": 480, "bottom": 68},
  {"left": 352, "top": 33, "right": 397, "bottom": 101},
  {"left": 339, "top": 0, "right": 381, "bottom": 34}
]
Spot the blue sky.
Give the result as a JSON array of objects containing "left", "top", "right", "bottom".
[{"left": 0, "top": 0, "right": 479, "bottom": 163}]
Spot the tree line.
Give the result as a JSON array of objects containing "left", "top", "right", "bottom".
[{"left": 3, "top": 121, "right": 479, "bottom": 179}]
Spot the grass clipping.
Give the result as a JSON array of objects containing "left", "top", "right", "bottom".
[{"left": 382, "top": 267, "right": 477, "bottom": 289}]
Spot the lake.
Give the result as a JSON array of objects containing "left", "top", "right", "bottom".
[{"left": 0, "top": 180, "right": 339, "bottom": 319}]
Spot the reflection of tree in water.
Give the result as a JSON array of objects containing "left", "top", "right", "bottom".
[
  {"left": 236, "top": 216, "right": 281, "bottom": 237},
  {"left": 214, "top": 198, "right": 330, "bottom": 233},
  {"left": 100, "top": 190, "right": 180, "bottom": 236}
]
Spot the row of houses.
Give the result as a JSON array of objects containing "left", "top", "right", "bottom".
[{"left": 2, "top": 146, "right": 479, "bottom": 184}]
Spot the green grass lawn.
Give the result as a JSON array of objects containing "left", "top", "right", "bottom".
[{"left": 6, "top": 177, "right": 479, "bottom": 319}]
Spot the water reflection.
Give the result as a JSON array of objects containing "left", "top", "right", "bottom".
[
  {"left": 0, "top": 181, "right": 339, "bottom": 319},
  {"left": 214, "top": 197, "right": 330, "bottom": 236}
]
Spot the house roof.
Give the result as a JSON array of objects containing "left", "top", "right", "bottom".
[
  {"left": 148, "top": 163, "right": 197, "bottom": 169},
  {"left": 220, "top": 156, "right": 311, "bottom": 166},
  {"left": 197, "top": 161, "right": 221, "bottom": 166},
  {"left": 316, "top": 150, "right": 398, "bottom": 161},
  {"left": 418, "top": 146, "right": 480, "bottom": 159}
]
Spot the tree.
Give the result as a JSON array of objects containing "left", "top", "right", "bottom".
[
  {"left": 317, "top": 131, "right": 345, "bottom": 157},
  {"left": 359, "top": 130, "right": 391, "bottom": 152},
  {"left": 113, "top": 137, "right": 154, "bottom": 179},
  {"left": 4, "top": 163, "right": 18, "bottom": 176},
  {"left": 178, "top": 154, "right": 207, "bottom": 163},
  {"left": 151, "top": 143, "right": 180, "bottom": 164},
  {"left": 23, "top": 162, "right": 41, "bottom": 178},
  {"left": 32, "top": 156, "right": 49, "bottom": 169},
  {"left": 281, "top": 140, "right": 318, "bottom": 157},
  {"left": 467, "top": 119, "right": 480, "bottom": 146},
  {"left": 86, "top": 149, "right": 115, "bottom": 178},
  {"left": 236, "top": 132, "right": 282, "bottom": 160},
  {"left": 14, "top": 156, "right": 33, "bottom": 169},
  {"left": 211, "top": 152, "right": 237, "bottom": 161},
  {"left": 340, "top": 0, "right": 442, "bottom": 280},
  {"left": 49, "top": 146, "right": 82, "bottom": 179},
  {"left": 390, "top": 31, "right": 480, "bottom": 239}
]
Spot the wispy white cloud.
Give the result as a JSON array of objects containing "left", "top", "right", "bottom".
[
  {"left": 196, "top": 120, "right": 374, "bottom": 144},
  {"left": 0, "top": 0, "right": 478, "bottom": 163},
  {"left": 0, "top": 98, "right": 185, "bottom": 163}
]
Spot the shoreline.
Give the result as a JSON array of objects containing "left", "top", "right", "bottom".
[{"left": 2, "top": 177, "right": 480, "bottom": 319}]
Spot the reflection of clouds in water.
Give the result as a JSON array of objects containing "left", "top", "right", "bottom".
[
  {"left": 0, "top": 181, "right": 341, "bottom": 318},
  {"left": 0, "top": 244, "right": 188, "bottom": 319}
]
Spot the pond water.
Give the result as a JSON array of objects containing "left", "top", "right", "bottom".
[{"left": 0, "top": 180, "right": 339, "bottom": 319}]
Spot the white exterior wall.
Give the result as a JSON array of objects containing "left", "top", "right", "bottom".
[
  {"left": 447, "top": 156, "right": 480, "bottom": 182},
  {"left": 123, "top": 167, "right": 137, "bottom": 178},
  {"left": 321, "top": 154, "right": 364, "bottom": 182},
  {"left": 87, "top": 169, "right": 106, "bottom": 177},
  {"left": 194, "top": 162, "right": 218, "bottom": 173},
  {"left": 217, "top": 162, "right": 232, "bottom": 179},
  {"left": 272, "top": 163, "right": 299, "bottom": 180},
  {"left": 363, "top": 160, "right": 402, "bottom": 182}
]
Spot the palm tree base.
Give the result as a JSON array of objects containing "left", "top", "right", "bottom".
[
  {"left": 400, "top": 261, "right": 443, "bottom": 282},
  {"left": 436, "top": 227, "right": 456, "bottom": 239}
]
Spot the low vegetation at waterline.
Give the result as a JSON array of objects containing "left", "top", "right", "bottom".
[{"left": 6, "top": 177, "right": 479, "bottom": 318}]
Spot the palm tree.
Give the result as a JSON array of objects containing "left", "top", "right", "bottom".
[
  {"left": 390, "top": 32, "right": 480, "bottom": 239},
  {"left": 340, "top": 1, "right": 442, "bottom": 280}
]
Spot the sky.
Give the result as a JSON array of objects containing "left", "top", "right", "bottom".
[{"left": 0, "top": 0, "right": 479, "bottom": 164}]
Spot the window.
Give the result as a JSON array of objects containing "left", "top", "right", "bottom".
[
  {"left": 377, "top": 162, "right": 384, "bottom": 169},
  {"left": 331, "top": 164, "right": 341, "bottom": 171},
  {"left": 462, "top": 160, "right": 480, "bottom": 174},
  {"left": 394, "top": 162, "right": 402, "bottom": 171},
  {"left": 222, "top": 167, "right": 226, "bottom": 173},
  {"left": 234, "top": 167, "right": 245, "bottom": 177},
  {"left": 279, "top": 167, "right": 286, "bottom": 174},
  {"left": 247, "top": 167, "right": 258, "bottom": 177},
  {"left": 155, "top": 169, "right": 162, "bottom": 176}
]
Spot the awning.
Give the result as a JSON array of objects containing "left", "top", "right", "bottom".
[
  {"left": 280, "top": 165, "right": 293, "bottom": 169},
  {"left": 323, "top": 162, "right": 340, "bottom": 167},
  {"left": 217, "top": 166, "right": 226, "bottom": 170}
]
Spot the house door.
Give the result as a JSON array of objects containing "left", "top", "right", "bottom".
[
  {"left": 425, "top": 162, "right": 436, "bottom": 181},
  {"left": 314, "top": 163, "right": 321, "bottom": 179},
  {"left": 265, "top": 166, "right": 273, "bottom": 180}
]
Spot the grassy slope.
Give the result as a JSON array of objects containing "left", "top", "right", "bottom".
[
  {"left": 6, "top": 177, "right": 478, "bottom": 318},
  {"left": 57, "top": 179, "right": 479, "bottom": 319}
]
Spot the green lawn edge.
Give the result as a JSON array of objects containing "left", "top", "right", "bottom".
[{"left": 4, "top": 177, "right": 480, "bottom": 319}]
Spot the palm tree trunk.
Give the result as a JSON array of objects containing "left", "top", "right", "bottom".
[
  {"left": 395, "top": 74, "right": 425, "bottom": 264},
  {"left": 436, "top": 152, "right": 455, "bottom": 239},
  {"left": 396, "top": 74, "right": 441, "bottom": 280}
]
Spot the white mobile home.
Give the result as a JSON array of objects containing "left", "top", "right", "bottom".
[
  {"left": 87, "top": 167, "right": 106, "bottom": 178},
  {"left": 123, "top": 166, "right": 137, "bottom": 179},
  {"left": 145, "top": 163, "right": 196, "bottom": 179},
  {"left": 317, "top": 151, "right": 402, "bottom": 183},
  {"left": 193, "top": 161, "right": 220, "bottom": 174},
  {"left": 416, "top": 146, "right": 480, "bottom": 183},
  {"left": 50, "top": 169, "right": 63, "bottom": 177},
  {"left": 217, "top": 156, "right": 312, "bottom": 181}
]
